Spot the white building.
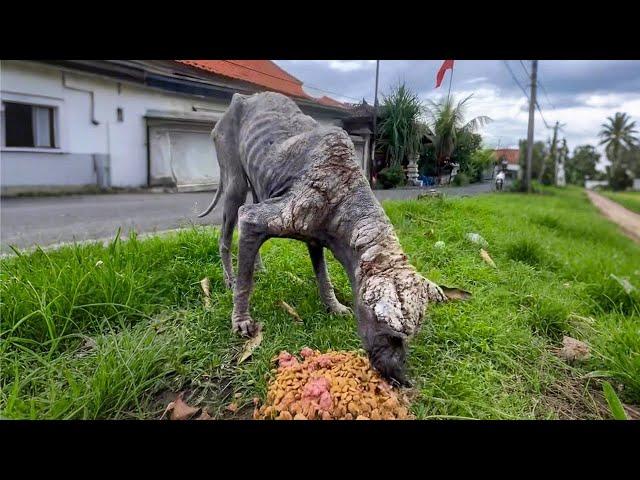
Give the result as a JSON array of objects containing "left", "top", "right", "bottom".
[{"left": 1, "top": 60, "right": 368, "bottom": 195}]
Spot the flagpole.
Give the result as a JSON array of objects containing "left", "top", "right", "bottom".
[
  {"left": 447, "top": 67, "right": 454, "bottom": 101},
  {"left": 371, "top": 60, "right": 380, "bottom": 186}
]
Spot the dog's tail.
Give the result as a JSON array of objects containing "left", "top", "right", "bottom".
[{"left": 197, "top": 178, "right": 223, "bottom": 218}]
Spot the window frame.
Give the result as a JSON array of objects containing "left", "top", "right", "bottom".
[{"left": 1, "top": 92, "right": 66, "bottom": 153}]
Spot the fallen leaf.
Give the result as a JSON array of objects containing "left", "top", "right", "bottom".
[
  {"left": 238, "top": 327, "right": 263, "bottom": 364},
  {"left": 557, "top": 336, "right": 591, "bottom": 362},
  {"left": 200, "top": 278, "right": 212, "bottom": 308},
  {"left": 609, "top": 274, "right": 636, "bottom": 295},
  {"left": 279, "top": 300, "right": 303, "bottom": 323},
  {"left": 195, "top": 410, "right": 212, "bottom": 420},
  {"left": 439, "top": 286, "right": 472, "bottom": 301},
  {"left": 480, "top": 249, "right": 497, "bottom": 268},
  {"left": 226, "top": 402, "right": 238, "bottom": 413},
  {"left": 76, "top": 336, "right": 98, "bottom": 358},
  {"left": 95, "top": 260, "right": 104, "bottom": 267},
  {"left": 166, "top": 392, "right": 202, "bottom": 420}
]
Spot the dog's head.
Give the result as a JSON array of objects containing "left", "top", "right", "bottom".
[{"left": 355, "top": 271, "right": 441, "bottom": 387}]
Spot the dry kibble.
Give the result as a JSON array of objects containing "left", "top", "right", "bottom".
[
  {"left": 254, "top": 348, "right": 413, "bottom": 421},
  {"left": 277, "top": 411, "right": 292, "bottom": 420}
]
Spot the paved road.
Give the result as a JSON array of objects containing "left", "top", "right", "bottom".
[
  {"left": 587, "top": 190, "right": 640, "bottom": 243},
  {"left": 1, "top": 181, "right": 494, "bottom": 253}
]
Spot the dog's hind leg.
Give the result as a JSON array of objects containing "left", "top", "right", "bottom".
[
  {"left": 307, "top": 242, "right": 351, "bottom": 315},
  {"left": 219, "top": 182, "right": 248, "bottom": 290}
]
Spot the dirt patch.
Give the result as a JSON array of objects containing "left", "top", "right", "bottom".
[
  {"left": 587, "top": 190, "right": 640, "bottom": 243},
  {"left": 539, "top": 368, "right": 640, "bottom": 420}
]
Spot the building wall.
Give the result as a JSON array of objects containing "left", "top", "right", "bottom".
[
  {"left": 585, "top": 180, "right": 609, "bottom": 190},
  {"left": 1, "top": 61, "right": 228, "bottom": 192},
  {"left": 1, "top": 61, "right": 353, "bottom": 194}
]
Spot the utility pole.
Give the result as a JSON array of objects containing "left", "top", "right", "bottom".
[
  {"left": 525, "top": 60, "right": 538, "bottom": 193},
  {"left": 539, "top": 120, "right": 559, "bottom": 183},
  {"left": 371, "top": 60, "right": 380, "bottom": 186}
]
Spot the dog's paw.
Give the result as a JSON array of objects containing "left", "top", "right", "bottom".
[
  {"left": 425, "top": 280, "right": 447, "bottom": 303},
  {"left": 232, "top": 316, "right": 260, "bottom": 337},
  {"left": 328, "top": 302, "right": 352, "bottom": 316}
]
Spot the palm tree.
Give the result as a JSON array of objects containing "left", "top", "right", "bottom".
[
  {"left": 377, "top": 83, "right": 425, "bottom": 169},
  {"left": 425, "top": 95, "right": 491, "bottom": 172},
  {"left": 598, "top": 112, "right": 639, "bottom": 165}
]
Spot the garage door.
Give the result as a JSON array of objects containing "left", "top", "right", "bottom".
[{"left": 148, "top": 119, "right": 219, "bottom": 191}]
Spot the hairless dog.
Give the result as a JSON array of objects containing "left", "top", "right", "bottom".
[{"left": 198, "top": 91, "right": 446, "bottom": 386}]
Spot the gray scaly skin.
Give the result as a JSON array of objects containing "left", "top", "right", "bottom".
[{"left": 198, "top": 92, "right": 446, "bottom": 386}]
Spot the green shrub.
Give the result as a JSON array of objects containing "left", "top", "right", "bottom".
[
  {"left": 452, "top": 172, "right": 470, "bottom": 186},
  {"left": 609, "top": 164, "right": 633, "bottom": 191},
  {"left": 378, "top": 165, "right": 406, "bottom": 189}
]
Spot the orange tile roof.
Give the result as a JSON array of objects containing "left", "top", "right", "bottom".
[
  {"left": 316, "top": 96, "right": 346, "bottom": 108},
  {"left": 494, "top": 148, "right": 520, "bottom": 165},
  {"left": 176, "top": 60, "right": 312, "bottom": 100}
]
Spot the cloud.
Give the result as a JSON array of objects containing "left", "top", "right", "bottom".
[
  {"left": 274, "top": 60, "right": 640, "bottom": 157},
  {"left": 327, "top": 60, "right": 376, "bottom": 72}
]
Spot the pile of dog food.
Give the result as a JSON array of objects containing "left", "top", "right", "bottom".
[{"left": 253, "top": 347, "right": 413, "bottom": 420}]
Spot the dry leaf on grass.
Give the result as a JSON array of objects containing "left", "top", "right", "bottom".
[
  {"left": 480, "top": 249, "right": 497, "bottom": 268},
  {"left": 195, "top": 410, "right": 212, "bottom": 420},
  {"left": 200, "top": 278, "right": 212, "bottom": 308},
  {"left": 439, "top": 286, "right": 472, "bottom": 301},
  {"left": 162, "top": 392, "right": 202, "bottom": 420},
  {"left": 226, "top": 402, "right": 238, "bottom": 413},
  {"left": 75, "top": 337, "right": 98, "bottom": 358},
  {"left": 557, "top": 336, "right": 591, "bottom": 362},
  {"left": 279, "top": 301, "right": 303, "bottom": 323},
  {"left": 238, "top": 328, "right": 264, "bottom": 364}
]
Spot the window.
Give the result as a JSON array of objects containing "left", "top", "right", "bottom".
[{"left": 3, "top": 102, "right": 56, "bottom": 148}]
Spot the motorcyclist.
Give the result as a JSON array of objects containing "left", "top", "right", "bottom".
[{"left": 496, "top": 169, "right": 506, "bottom": 191}]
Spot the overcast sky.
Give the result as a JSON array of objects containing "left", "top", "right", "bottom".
[{"left": 275, "top": 60, "right": 640, "bottom": 168}]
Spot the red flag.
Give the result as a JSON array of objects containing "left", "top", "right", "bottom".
[{"left": 435, "top": 60, "right": 454, "bottom": 88}]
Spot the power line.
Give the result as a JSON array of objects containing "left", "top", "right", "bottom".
[
  {"left": 502, "top": 60, "right": 529, "bottom": 99},
  {"left": 536, "top": 65, "right": 557, "bottom": 111},
  {"left": 518, "top": 60, "right": 530, "bottom": 77},
  {"left": 535, "top": 100, "right": 552, "bottom": 129}
]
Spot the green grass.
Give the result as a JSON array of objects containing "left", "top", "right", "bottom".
[
  {"left": 1, "top": 186, "right": 638, "bottom": 419},
  {"left": 600, "top": 190, "right": 640, "bottom": 214}
]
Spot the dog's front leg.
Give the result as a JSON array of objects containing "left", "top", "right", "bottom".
[
  {"left": 307, "top": 242, "right": 351, "bottom": 315},
  {"left": 231, "top": 198, "right": 286, "bottom": 337}
]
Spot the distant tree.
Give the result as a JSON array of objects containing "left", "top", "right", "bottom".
[
  {"left": 451, "top": 131, "right": 483, "bottom": 178},
  {"left": 608, "top": 163, "right": 633, "bottom": 191},
  {"left": 598, "top": 112, "right": 639, "bottom": 165},
  {"left": 518, "top": 139, "right": 547, "bottom": 181},
  {"left": 377, "top": 83, "right": 425, "bottom": 169},
  {"left": 565, "top": 144, "right": 600, "bottom": 186},
  {"left": 538, "top": 125, "right": 561, "bottom": 185},
  {"left": 598, "top": 112, "right": 639, "bottom": 190},
  {"left": 620, "top": 144, "right": 640, "bottom": 178},
  {"left": 466, "top": 148, "right": 496, "bottom": 183},
  {"left": 424, "top": 95, "right": 491, "bottom": 171}
]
